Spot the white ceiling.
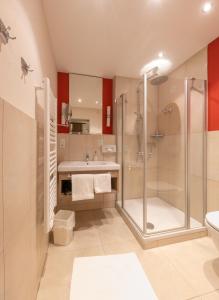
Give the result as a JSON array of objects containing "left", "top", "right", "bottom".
[{"left": 43, "top": 0, "right": 219, "bottom": 78}]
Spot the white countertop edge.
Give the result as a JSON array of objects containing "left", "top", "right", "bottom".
[{"left": 58, "top": 161, "right": 120, "bottom": 172}]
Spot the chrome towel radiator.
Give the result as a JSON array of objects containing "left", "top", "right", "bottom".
[{"left": 44, "top": 78, "right": 57, "bottom": 233}]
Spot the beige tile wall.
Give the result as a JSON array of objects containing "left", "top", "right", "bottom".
[
  {"left": 1, "top": 101, "right": 37, "bottom": 300},
  {"left": 57, "top": 134, "right": 117, "bottom": 163},
  {"left": 0, "top": 99, "right": 4, "bottom": 300}
]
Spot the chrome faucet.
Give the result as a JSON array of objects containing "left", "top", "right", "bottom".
[{"left": 85, "top": 152, "right": 90, "bottom": 162}]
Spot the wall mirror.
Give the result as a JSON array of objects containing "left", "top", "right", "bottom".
[{"left": 69, "top": 74, "right": 103, "bottom": 134}]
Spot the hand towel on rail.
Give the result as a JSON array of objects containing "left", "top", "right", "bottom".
[
  {"left": 71, "top": 174, "right": 94, "bottom": 201},
  {"left": 94, "top": 173, "right": 111, "bottom": 194}
]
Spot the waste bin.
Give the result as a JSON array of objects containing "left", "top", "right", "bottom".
[{"left": 53, "top": 210, "right": 75, "bottom": 246}]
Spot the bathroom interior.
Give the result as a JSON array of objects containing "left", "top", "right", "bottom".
[{"left": 1, "top": 1, "right": 219, "bottom": 300}]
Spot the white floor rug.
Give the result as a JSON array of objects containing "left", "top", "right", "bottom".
[{"left": 70, "top": 252, "right": 158, "bottom": 300}]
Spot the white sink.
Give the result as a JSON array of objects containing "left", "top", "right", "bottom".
[
  {"left": 87, "top": 161, "right": 109, "bottom": 166},
  {"left": 58, "top": 161, "right": 120, "bottom": 172}
]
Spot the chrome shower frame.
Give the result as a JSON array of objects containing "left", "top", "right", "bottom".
[{"left": 116, "top": 77, "right": 208, "bottom": 241}]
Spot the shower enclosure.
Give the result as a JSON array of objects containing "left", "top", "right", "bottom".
[{"left": 117, "top": 74, "right": 207, "bottom": 238}]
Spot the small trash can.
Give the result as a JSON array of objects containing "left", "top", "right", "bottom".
[{"left": 53, "top": 210, "right": 75, "bottom": 246}]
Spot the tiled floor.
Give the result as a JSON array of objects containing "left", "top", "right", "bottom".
[{"left": 37, "top": 209, "right": 219, "bottom": 300}]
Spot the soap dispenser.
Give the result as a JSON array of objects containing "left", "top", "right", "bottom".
[{"left": 93, "top": 151, "right": 98, "bottom": 161}]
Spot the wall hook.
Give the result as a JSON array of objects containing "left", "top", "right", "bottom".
[
  {"left": 21, "top": 57, "right": 34, "bottom": 78},
  {"left": 0, "top": 19, "right": 16, "bottom": 45}
]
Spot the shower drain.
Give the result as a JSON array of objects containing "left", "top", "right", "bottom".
[{"left": 146, "top": 222, "right": 155, "bottom": 230}]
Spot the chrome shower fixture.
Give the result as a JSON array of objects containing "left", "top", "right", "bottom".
[
  {"left": 146, "top": 66, "right": 159, "bottom": 80},
  {"left": 0, "top": 19, "right": 16, "bottom": 45},
  {"left": 150, "top": 75, "right": 168, "bottom": 86},
  {"left": 145, "top": 67, "right": 168, "bottom": 86}
]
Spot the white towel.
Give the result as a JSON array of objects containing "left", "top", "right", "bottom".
[
  {"left": 71, "top": 174, "right": 94, "bottom": 201},
  {"left": 94, "top": 173, "right": 111, "bottom": 194}
]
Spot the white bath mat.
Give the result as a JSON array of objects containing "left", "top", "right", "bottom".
[{"left": 70, "top": 252, "right": 158, "bottom": 300}]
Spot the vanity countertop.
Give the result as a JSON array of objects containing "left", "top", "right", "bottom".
[{"left": 58, "top": 161, "right": 120, "bottom": 172}]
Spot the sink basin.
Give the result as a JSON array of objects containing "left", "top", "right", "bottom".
[
  {"left": 87, "top": 161, "right": 108, "bottom": 166},
  {"left": 58, "top": 161, "right": 120, "bottom": 172}
]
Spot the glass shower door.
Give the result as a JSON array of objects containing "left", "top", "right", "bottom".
[
  {"left": 116, "top": 95, "right": 123, "bottom": 208},
  {"left": 145, "top": 76, "right": 207, "bottom": 234},
  {"left": 122, "top": 78, "right": 145, "bottom": 231},
  {"left": 145, "top": 75, "right": 187, "bottom": 234},
  {"left": 187, "top": 79, "right": 207, "bottom": 228}
]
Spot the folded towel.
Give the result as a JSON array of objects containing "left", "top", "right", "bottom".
[
  {"left": 71, "top": 174, "right": 94, "bottom": 201},
  {"left": 94, "top": 173, "right": 111, "bottom": 194}
]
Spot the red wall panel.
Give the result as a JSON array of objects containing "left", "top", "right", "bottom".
[
  {"left": 102, "top": 78, "right": 113, "bottom": 134},
  {"left": 208, "top": 38, "right": 219, "bottom": 131},
  {"left": 57, "top": 72, "right": 69, "bottom": 133}
]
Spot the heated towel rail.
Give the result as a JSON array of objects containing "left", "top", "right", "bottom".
[{"left": 44, "top": 78, "right": 57, "bottom": 233}]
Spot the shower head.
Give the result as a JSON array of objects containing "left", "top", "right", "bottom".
[
  {"left": 146, "top": 67, "right": 159, "bottom": 80},
  {"left": 138, "top": 67, "right": 159, "bottom": 86},
  {"left": 150, "top": 75, "right": 168, "bottom": 86}
]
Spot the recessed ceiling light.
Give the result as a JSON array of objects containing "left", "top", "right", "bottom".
[
  {"left": 96, "top": 101, "right": 99, "bottom": 104},
  {"left": 78, "top": 98, "right": 82, "bottom": 103},
  {"left": 158, "top": 52, "right": 164, "bottom": 58},
  {"left": 202, "top": 2, "right": 213, "bottom": 13}
]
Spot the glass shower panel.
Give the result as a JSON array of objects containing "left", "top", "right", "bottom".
[
  {"left": 146, "top": 76, "right": 187, "bottom": 234},
  {"left": 188, "top": 79, "right": 207, "bottom": 228},
  {"left": 122, "top": 78, "right": 145, "bottom": 230},
  {"left": 116, "top": 95, "right": 123, "bottom": 208}
]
